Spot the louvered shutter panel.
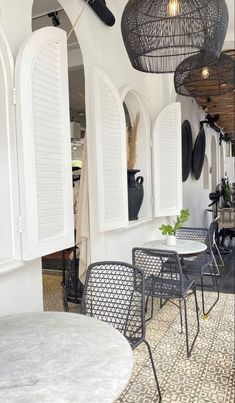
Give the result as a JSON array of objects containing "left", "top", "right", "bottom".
[
  {"left": 0, "top": 26, "right": 21, "bottom": 261},
  {"left": 93, "top": 67, "right": 128, "bottom": 231},
  {"left": 15, "top": 27, "right": 74, "bottom": 260},
  {"left": 153, "top": 103, "right": 182, "bottom": 217}
]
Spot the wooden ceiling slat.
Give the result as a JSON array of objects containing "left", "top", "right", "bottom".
[{"left": 195, "top": 50, "right": 235, "bottom": 140}]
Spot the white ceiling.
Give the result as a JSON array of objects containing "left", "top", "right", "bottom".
[{"left": 32, "top": 0, "right": 62, "bottom": 17}]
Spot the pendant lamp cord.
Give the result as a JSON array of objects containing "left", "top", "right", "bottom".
[{"left": 67, "top": 0, "right": 90, "bottom": 40}]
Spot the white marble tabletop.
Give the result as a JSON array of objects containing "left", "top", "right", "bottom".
[
  {"left": 142, "top": 239, "right": 207, "bottom": 255},
  {"left": 0, "top": 312, "right": 133, "bottom": 403}
]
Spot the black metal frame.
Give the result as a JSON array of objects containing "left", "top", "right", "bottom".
[
  {"left": 133, "top": 248, "right": 200, "bottom": 358},
  {"left": 176, "top": 227, "right": 220, "bottom": 318},
  {"left": 81, "top": 261, "right": 162, "bottom": 402}
]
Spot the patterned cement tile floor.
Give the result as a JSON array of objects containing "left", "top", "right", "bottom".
[{"left": 43, "top": 273, "right": 234, "bottom": 403}]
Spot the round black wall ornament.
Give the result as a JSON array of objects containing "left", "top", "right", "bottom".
[
  {"left": 192, "top": 128, "right": 206, "bottom": 180},
  {"left": 182, "top": 120, "right": 193, "bottom": 182}
]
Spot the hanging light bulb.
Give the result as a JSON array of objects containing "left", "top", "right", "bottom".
[
  {"left": 201, "top": 67, "right": 210, "bottom": 79},
  {"left": 168, "top": 0, "right": 181, "bottom": 17}
]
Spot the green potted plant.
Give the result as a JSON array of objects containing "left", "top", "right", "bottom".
[{"left": 159, "top": 209, "right": 190, "bottom": 246}]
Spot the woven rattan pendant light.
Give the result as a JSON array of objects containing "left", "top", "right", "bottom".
[
  {"left": 121, "top": 0, "right": 228, "bottom": 73},
  {"left": 174, "top": 53, "right": 235, "bottom": 97}
]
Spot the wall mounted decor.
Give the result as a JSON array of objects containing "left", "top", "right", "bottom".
[
  {"left": 182, "top": 120, "right": 193, "bottom": 182},
  {"left": 121, "top": 0, "right": 228, "bottom": 73},
  {"left": 85, "top": 0, "right": 115, "bottom": 26},
  {"left": 174, "top": 53, "right": 235, "bottom": 97},
  {"left": 192, "top": 128, "right": 206, "bottom": 180}
]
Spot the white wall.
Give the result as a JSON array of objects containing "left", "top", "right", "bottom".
[
  {"left": 0, "top": 0, "right": 43, "bottom": 316},
  {"left": 0, "top": 260, "right": 43, "bottom": 315},
  {"left": 176, "top": 96, "right": 227, "bottom": 228}
]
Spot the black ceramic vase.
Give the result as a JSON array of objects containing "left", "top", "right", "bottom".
[{"left": 127, "top": 169, "right": 144, "bottom": 221}]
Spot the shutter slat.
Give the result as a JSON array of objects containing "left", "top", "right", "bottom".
[
  {"left": 15, "top": 27, "right": 74, "bottom": 260},
  {"left": 153, "top": 103, "right": 182, "bottom": 217}
]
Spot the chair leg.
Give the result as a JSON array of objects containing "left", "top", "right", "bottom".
[
  {"left": 211, "top": 252, "right": 221, "bottom": 276},
  {"left": 143, "top": 339, "right": 162, "bottom": 402},
  {"left": 183, "top": 285, "right": 200, "bottom": 357},
  {"left": 62, "top": 286, "right": 69, "bottom": 312},
  {"left": 179, "top": 298, "right": 183, "bottom": 334},
  {"left": 145, "top": 296, "right": 154, "bottom": 323},
  {"left": 214, "top": 241, "right": 224, "bottom": 267},
  {"left": 201, "top": 269, "right": 220, "bottom": 318}
]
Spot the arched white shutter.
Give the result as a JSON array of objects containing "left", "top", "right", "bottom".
[
  {"left": 153, "top": 102, "right": 182, "bottom": 217},
  {"left": 15, "top": 27, "right": 74, "bottom": 260},
  {"left": 92, "top": 67, "right": 128, "bottom": 231},
  {"left": 0, "top": 26, "right": 21, "bottom": 262}
]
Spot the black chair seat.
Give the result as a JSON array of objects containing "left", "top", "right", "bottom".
[
  {"left": 145, "top": 275, "right": 194, "bottom": 298},
  {"left": 182, "top": 255, "right": 213, "bottom": 274}
]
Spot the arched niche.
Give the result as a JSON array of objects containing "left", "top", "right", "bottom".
[
  {"left": 119, "top": 86, "right": 152, "bottom": 221},
  {"left": 211, "top": 136, "right": 218, "bottom": 192},
  {"left": 203, "top": 155, "right": 209, "bottom": 190}
]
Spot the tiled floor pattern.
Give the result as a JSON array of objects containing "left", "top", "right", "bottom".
[{"left": 43, "top": 274, "right": 234, "bottom": 403}]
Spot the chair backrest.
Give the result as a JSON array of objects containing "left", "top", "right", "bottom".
[
  {"left": 132, "top": 248, "right": 184, "bottom": 297},
  {"left": 175, "top": 226, "right": 212, "bottom": 253},
  {"left": 81, "top": 261, "right": 145, "bottom": 348}
]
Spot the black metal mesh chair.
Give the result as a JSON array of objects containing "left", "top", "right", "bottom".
[
  {"left": 132, "top": 248, "right": 200, "bottom": 358},
  {"left": 175, "top": 227, "right": 220, "bottom": 317},
  {"left": 81, "top": 261, "right": 162, "bottom": 402}
]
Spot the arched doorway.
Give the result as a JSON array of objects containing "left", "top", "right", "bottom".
[{"left": 32, "top": 0, "right": 88, "bottom": 310}]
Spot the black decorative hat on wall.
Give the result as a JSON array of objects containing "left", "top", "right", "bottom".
[
  {"left": 182, "top": 120, "right": 193, "bottom": 182},
  {"left": 85, "top": 0, "right": 115, "bottom": 26},
  {"left": 174, "top": 53, "right": 235, "bottom": 97},
  {"left": 121, "top": 0, "right": 228, "bottom": 73},
  {"left": 192, "top": 128, "right": 206, "bottom": 180}
]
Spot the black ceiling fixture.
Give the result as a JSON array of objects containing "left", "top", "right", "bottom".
[
  {"left": 48, "top": 11, "right": 60, "bottom": 27},
  {"left": 174, "top": 53, "right": 235, "bottom": 97},
  {"left": 85, "top": 0, "right": 115, "bottom": 26},
  {"left": 121, "top": 0, "right": 228, "bottom": 73}
]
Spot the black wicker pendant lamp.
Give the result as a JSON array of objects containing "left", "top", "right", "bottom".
[
  {"left": 121, "top": 0, "right": 228, "bottom": 73},
  {"left": 174, "top": 53, "right": 235, "bottom": 97}
]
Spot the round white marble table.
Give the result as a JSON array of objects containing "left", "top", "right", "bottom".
[
  {"left": 142, "top": 239, "right": 207, "bottom": 256},
  {"left": 0, "top": 312, "right": 133, "bottom": 403}
]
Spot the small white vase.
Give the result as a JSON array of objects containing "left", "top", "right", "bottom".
[{"left": 166, "top": 235, "right": 176, "bottom": 246}]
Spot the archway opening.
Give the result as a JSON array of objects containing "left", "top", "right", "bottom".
[
  {"left": 121, "top": 88, "right": 151, "bottom": 221},
  {"left": 32, "top": 0, "right": 87, "bottom": 311}
]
